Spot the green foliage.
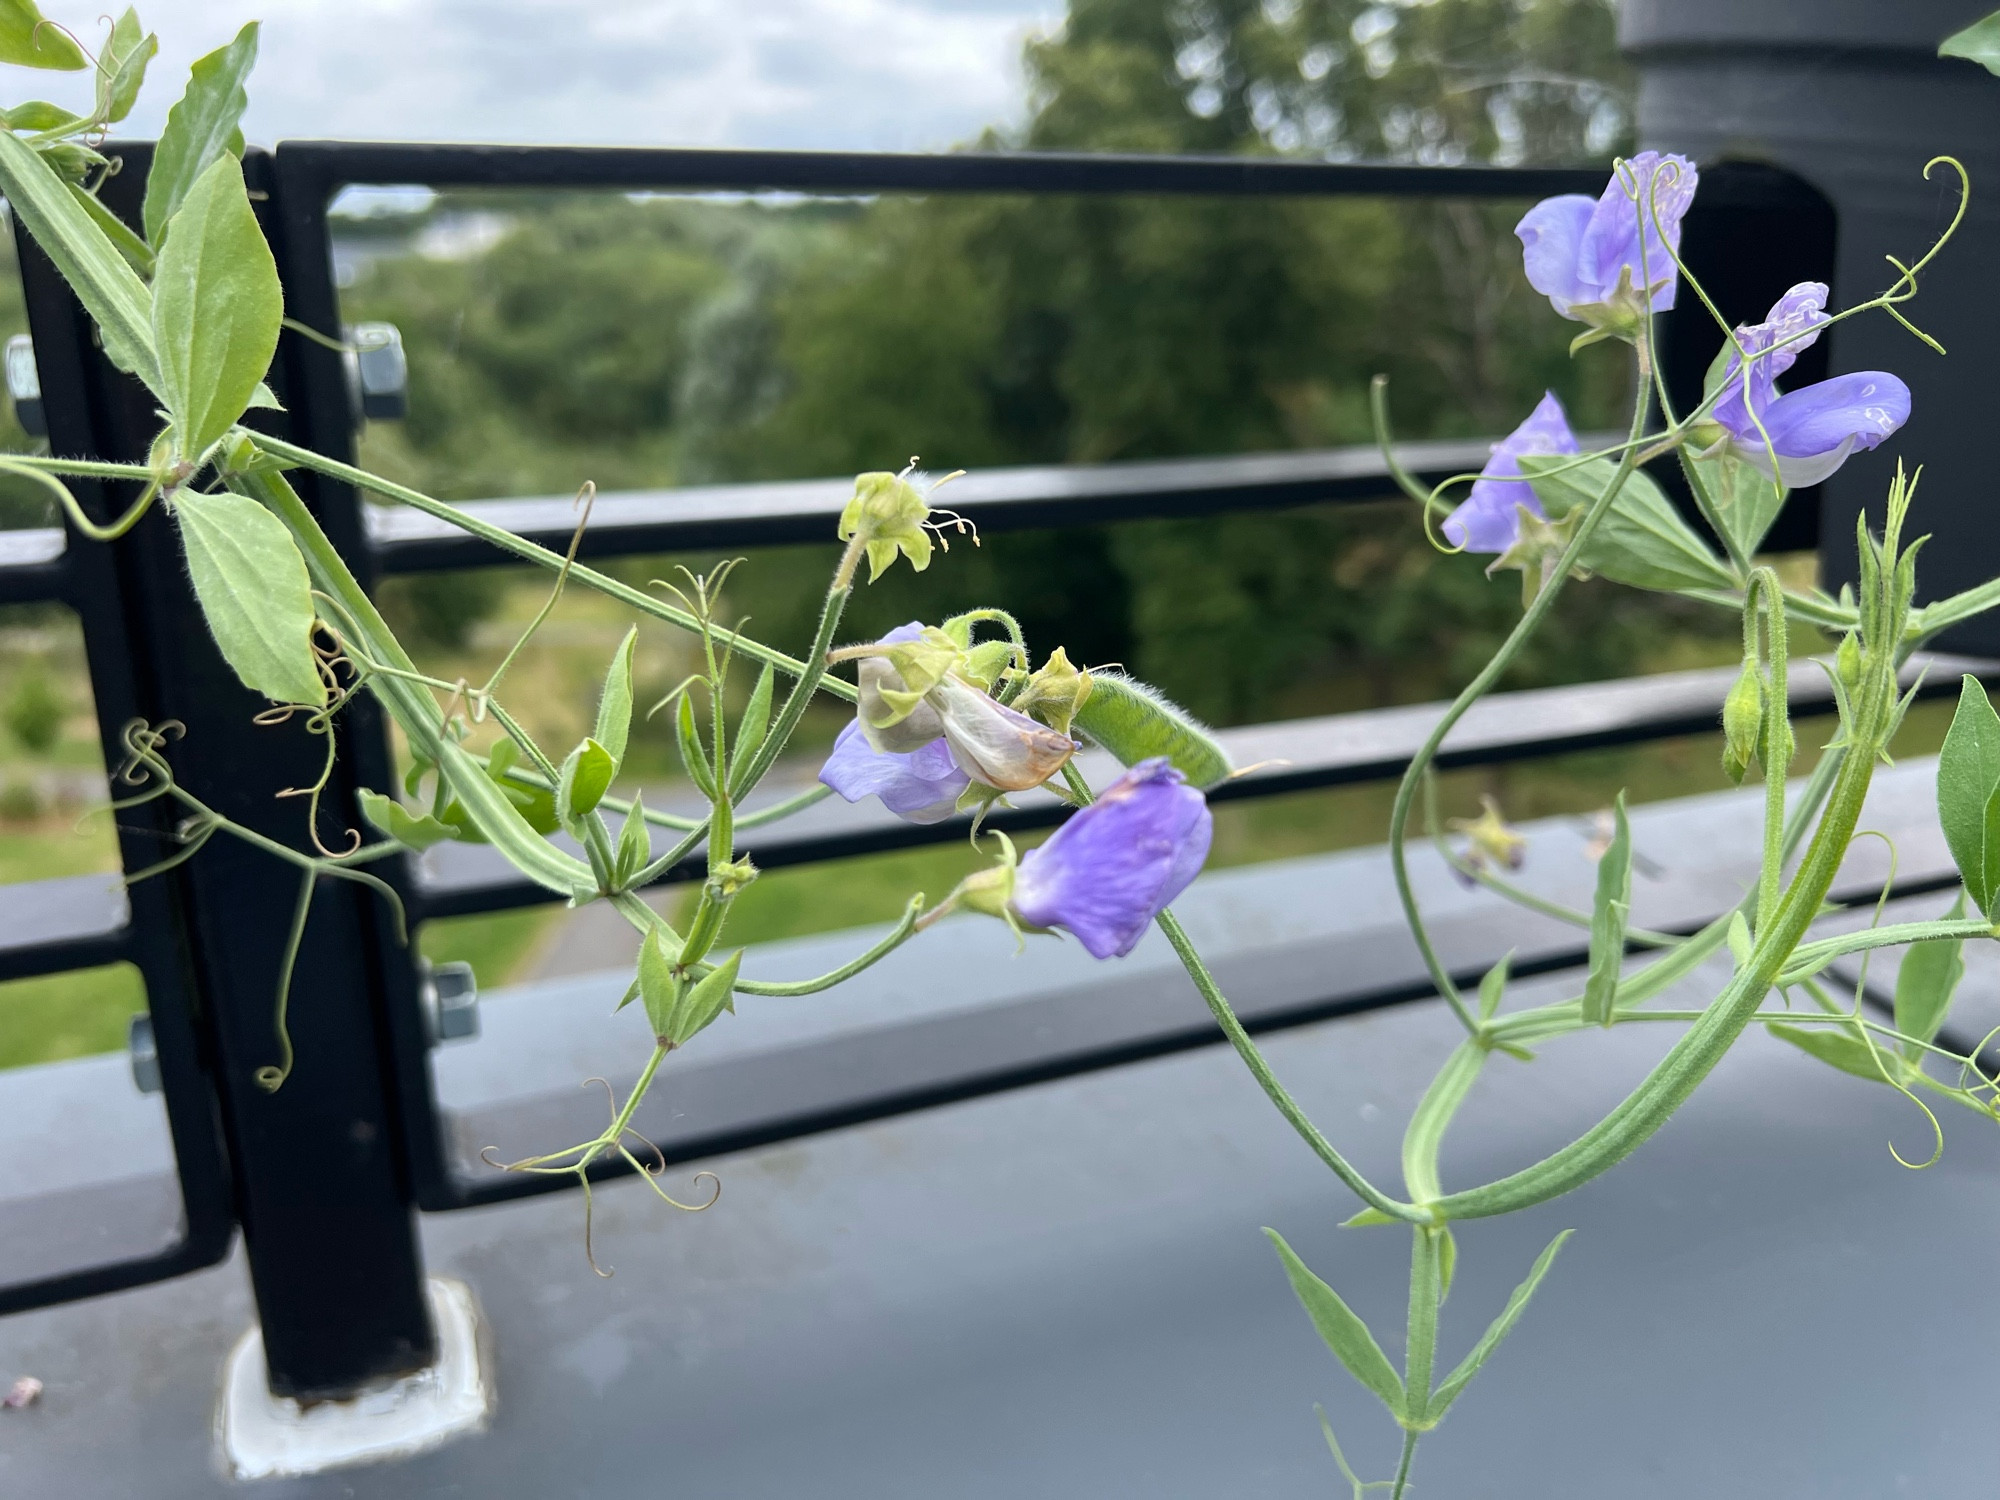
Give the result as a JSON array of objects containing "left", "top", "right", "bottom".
[
  {"left": 1936, "top": 676, "right": 2000, "bottom": 915},
  {"left": 1521, "top": 455, "right": 1737, "bottom": 595},
  {"left": 1426, "top": 1229, "right": 1572, "bottom": 1421},
  {"left": 152, "top": 152, "right": 282, "bottom": 458},
  {"left": 143, "top": 20, "right": 256, "bottom": 248},
  {"left": 1579, "top": 791, "right": 1630, "bottom": 1025},
  {"left": 1895, "top": 894, "right": 1968, "bottom": 1060},
  {"left": 1941, "top": 11, "right": 2000, "bottom": 74},
  {"left": 0, "top": 0, "right": 86, "bottom": 70},
  {"left": 3, "top": 667, "right": 61, "bottom": 751},
  {"left": 173, "top": 488, "right": 326, "bottom": 706},
  {"left": 1266, "top": 1228, "right": 1407, "bottom": 1419}
]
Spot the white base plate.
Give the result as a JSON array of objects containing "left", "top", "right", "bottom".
[{"left": 217, "top": 1276, "right": 491, "bottom": 1481}]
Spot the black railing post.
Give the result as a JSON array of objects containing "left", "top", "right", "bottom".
[
  {"left": 1623, "top": 0, "right": 2000, "bottom": 643},
  {"left": 15, "top": 144, "right": 436, "bottom": 1399}
]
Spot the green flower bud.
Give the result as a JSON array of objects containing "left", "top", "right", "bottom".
[
  {"left": 1008, "top": 647, "right": 1094, "bottom": 739},
  {"left": 855, "top": 627, "right": 963, "bottom": 751},
  {"left": 1721, "top": 662, "right": 1764, "bottom": 785},
  {"left": 1836, "top": 632, "right": 1862, "bottom": 689},
  {"left": 1448, "top": 796, "right": 1526, "bottom": 873},
  {"left": 836, "top": 464, "right": 967, "bottom": 585}
]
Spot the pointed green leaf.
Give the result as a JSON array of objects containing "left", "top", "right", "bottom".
[
  {"left": 556, "top": 737, "right": 615, "bottom": 827},
  {"left": 0, "top": 129, "right": 158, "bottom": 390},
  {"left": 637, "top": 927, "right": 678, "bottom": 1036},
  {"left": 3, "top": 99, "right": 78, "bottom": 129},
  {"left": 1402, "top": 1040, "right": 1484, "bottom": 1205},
  {"left": 175, "top": 488, "right": 325, "bottom": 706},
  {"left": 1767, "top": 1019, "right": 1907, "bottom": 1085},
  {"left": 1266, "top": 1229, "right": 1406, "bottom": 1419},
  {"left": 143, "top": 20, "right": 257, "bottom": 248},
  {"left": 1072, "top": 670, "right": 1234, "bottom": 789},
  {"left": 0, "top": 0, "right": 87, "bottom": 69},
  {"left": 677, "top": 694, "right": 717, "bottom": 799},
  {"left": 1895, "top": 893, "right": 1968, "bottom": 1058},
  {"left": 1937, "top": 676, "right": 2000, "bottom": 914},
  {"left": 668, "top": 948, "right": 742, "bottom": 1046},
  {"left": 729, "top": 662, "right": 775, "bottom": 789},
  {"left": 1580, "top": 792, "right": 1632, "bottom": 1026},
  {"left": 594, "top": 626, "right": 637, "bottom": 772},
  {"left": 1342, "top": 1207, "right": 1398, "bottom": 1228},
  {"left": 152, "top": 152, "right": 281, "bottom": 458},
  {"left": 1690, "top": 448, "right": 1785, "bottom": 563},
  {"left": 96, "top": 8, "right": 155, "bottom": 123},
  {"left": 1430, "top": 1229, "right": 1573, "bottom": 1419},
  {"left": 614, "top": 972, "right": 641, "bottom": 1013},
  {"left": 357, "top": 788, "right": 457, "bottom": 852},
  {"left": 1521, "top": 455, "right": 1737, "bottom": 594},
  {"left": 614, "top": 795, "right": 651, "bottom": 887},
  {"left": 1436, "top": 1226, "right": 1457, "bottom": 1304},
  {"left": 1942, "top": 12, "right": 2000, "bottom": 73},
  {"left": 436, "top": 738, "right": 592, "bottom": 897},
  {"left": 1477, "top": 952, "right": 1511, "bottom": 1020},
  {"left": 1727, "top": 911, "right": 1752, "bottom": 970}
]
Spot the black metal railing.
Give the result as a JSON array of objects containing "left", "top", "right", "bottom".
[{"left": 0, "top": 140, "right": 1844, "bottom": 1398}]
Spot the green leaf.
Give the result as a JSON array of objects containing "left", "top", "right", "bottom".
[
  {"left": 556, "top": 737, "right": 615, "bottom": 827},
  {"left": 1265, "top": 1229, "right": 1406, "bottom": 1419},
  {"left": 1937, "top": 676, "right": 2000, "bottom": 915},
  {"left": 1942, "top": 11, "right": 2000, "bottom": 73},
  {"left": 1767, "top": 1019, "right": 1907, "bottom": 1085},
  {"left": 0, "top": 129, "right": 158, "bottom": 390},
  {"left": 614, "top": 795, "right": 651, "bottom": 887},
  {"left": 481, "top": 742, "right": 560, "bottom": 835},
  {"left": 3, "top": 99, "right": 78, "bottom": 129},
  {"left": 1521, "top": 455, "right": 1738, "bottom": 594},
  {"left": 593, "top": 626, "right": 637, "bottom": 772},
  {"left": 668, "top": 948, "right": 742, "bottom": 1046},
  {"left": 356, "top": 788, "right": 458, "bottom": 852},
  {"left": 1436, "top": 1225, "right": 1457, "bottom": 1304},
  {"left": 677, "top": 695, "right": 717, "bottom": 799},
  {"left": 1894, "top": 894, "right": 1969, "bottom": 1058},
  {"left": 1402, "top": 1040, "right": 1484, "bottom": 1205},
  {"left": 1580, "top": 792, "right": 1631, "bottom": 1026},
  {"left": 1072, "top": 670, "right": 1234, "bottom": 788},
  {"left": 1689, "top": 448, "right": 1784, "bottom": 564},
  {"left": 1342, "top": 1207, "right": 1398, "bottom": 1228},
  {"left": 142, "top": 20, "right": 257, "bottom": 249},
  {"left": 729, "top": 662, "right": 775, "bottom": 788},
  {"left": 1429, "top": 1230, "right": 1572, "bottom": 1420},
  {"left": 0, "top": 0, "right": 87, "bottom": 69},
  {"left": 436, "top": 738, "right": 592, "bottom": 897},
  {"left": 637, "top": 927, "right": 678, "bottom": 1036},
  {"left": 95, "top": 8, "right": 155, "bottom": 124},
  {"left": 1477, "top": 952, "right": 1511, "bottom": 1020},
  {"left": 66, "top": 181, "right": 153, "bottom": 277},
  {"left": 151, "top": 152, "right": 282, "bottom": 459},
  {"left": 174, "top": 488, "right": 325, "bottom": 705}
]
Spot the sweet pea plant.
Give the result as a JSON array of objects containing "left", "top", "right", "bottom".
[{"left": 15, "top": 6, "right": 2000, "bottom": 1491}]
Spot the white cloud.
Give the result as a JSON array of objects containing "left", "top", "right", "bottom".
[{"left": 23, "top": 0, "right": 1065, "bottom": 149}]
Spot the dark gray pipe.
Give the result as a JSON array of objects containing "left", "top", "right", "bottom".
[{"left": 1623, "top": 1, "right": 2000, "bottom": 646}]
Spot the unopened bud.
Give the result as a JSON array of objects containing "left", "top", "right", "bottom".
[
  {"left": 1835, "top": 632, "right": 1861, "bottom": 689},
  {"left": 1721, "top": 662, "right": 1764, "bottom": 785},
  {"left": 1008, "top": 647, "right": 1093, "bottom": 738}
]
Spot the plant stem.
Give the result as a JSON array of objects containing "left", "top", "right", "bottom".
[
  {"left": 1390, "top": 1430, "right": 1420, "bottom": 1500},
  {"left": 1386, "top": 341, "right": 1657, "bottom": 1035}
]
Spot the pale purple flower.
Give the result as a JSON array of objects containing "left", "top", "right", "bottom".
[
  {"left": 858, "top": 622, "right": 946, "bottom": 752},
  {"left": 819, "top": 720, "right": 968, "bottom": 824},
  {"left": 1708, "top": 282, "right": 1911, "bottom": 487},
  {"left": 1444, "top": 391, "right": 1579, "bottom": 553},
  {"left": 929, "top": 674, "right": 1077, "bottom": 792},
  {"left": 1517, "top": 152, "right": 1698, "bottom": 322},
  {"left": 1011, "top": 758, "right": 1213, "bottom": 959}
]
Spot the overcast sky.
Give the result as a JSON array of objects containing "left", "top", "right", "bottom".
[{"left": 28, "top": 0, "right": 1067, "bottom": 150}]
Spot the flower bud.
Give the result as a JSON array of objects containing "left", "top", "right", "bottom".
[
  {"left": 1721, "top": 662, "right": 1764, "bottom": 785},
  {"left": 1835, "top": 632, "right": 1861, "bottom": 689},
  {"left": 1008, "top": 647, "right": 1093, "bottom": 738},
  {"left": 1449, "top": 796, "right": 1526, "bottom": 873}
]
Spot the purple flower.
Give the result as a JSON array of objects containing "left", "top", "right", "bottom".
[
  {"left": 1517, "top": 152, "right": 1697, "bottom": 324},
  {"left": 819, "top": 720, "right": 968, "bottom": 824},
  {"left": 1011, "top": 758, "right": 1213, "bottom": 959},
  {"left": 1707, "top": 282, "right": 1911, "bottom": 487},
  {"left": 1444, "top": 391, "right": 1579, "bottom": 553}
]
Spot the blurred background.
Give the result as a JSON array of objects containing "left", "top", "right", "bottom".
[{"left": 3, "top": 0, "right": 1938, "bottom": 1068}]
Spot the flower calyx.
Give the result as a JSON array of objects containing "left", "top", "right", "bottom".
[
  {"left": 1007, "top": 647, "right": 1094, "bottom": 739},
  {"left": 836, "top": 460, "right": 970, "bottom": 586}
]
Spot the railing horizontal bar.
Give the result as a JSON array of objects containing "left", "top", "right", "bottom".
[
  {"left": 0, "top": 526, "right": 68, "bottom": 604},
  {"left": 280, "top": 140, "right": 1607, "bottom": 201},
  {"left": 363, "top": 437, "right": 1508, "bottom": 572},
  {"left": 410, "top": 653, "right": 1995, "bottom": 920}
]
